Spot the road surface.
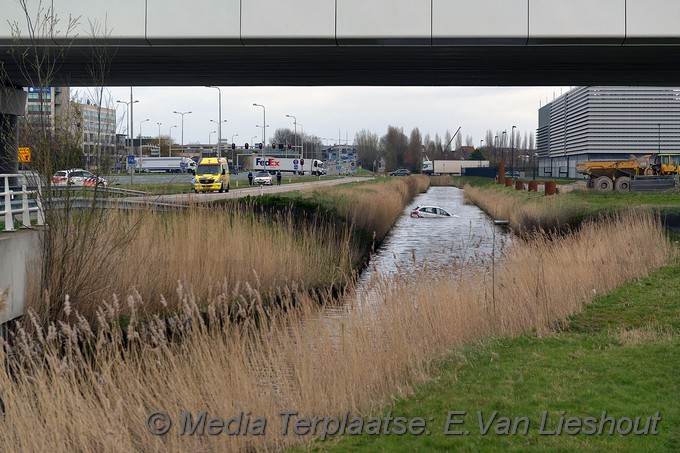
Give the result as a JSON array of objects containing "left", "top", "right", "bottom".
[{"left": 121, "top": 176, "right": 369, "bottom": 207}]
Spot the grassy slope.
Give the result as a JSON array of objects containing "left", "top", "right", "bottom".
[{"left": 315, "top": 264, "right": 680, "bottom": 452}]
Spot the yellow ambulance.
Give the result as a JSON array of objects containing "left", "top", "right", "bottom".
[{"left": 193, "top": 157, "right": 230, "bottom": 193}]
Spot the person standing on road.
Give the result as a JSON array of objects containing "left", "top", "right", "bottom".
[
  {"left": 248, "top": 171, "right": 253, "bottom": 186},
  {"left": 276, "top": 170, "right": 282, "bottom": 185}
]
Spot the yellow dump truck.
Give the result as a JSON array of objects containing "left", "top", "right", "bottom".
[
  {"left": 576, "top": 153, "right": 680, "bottom": 192},
  {"left": 193, "top": 157, "right": 230, "bottom": 193}
]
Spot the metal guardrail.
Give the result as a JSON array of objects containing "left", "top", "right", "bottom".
[
  {"left": 50, "top": 186, "right": 148, "bottom": 197},
  {"left": 1, "top": 173, "right": 46, "bottom": 232}
]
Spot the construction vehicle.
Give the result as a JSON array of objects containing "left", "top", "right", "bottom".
[{"left": 576, "top": 153, "right": 680, "bottom": 192}]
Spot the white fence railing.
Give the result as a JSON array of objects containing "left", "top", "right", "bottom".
[{"left": 1, "top": 173, "right": 46, "bottom": 232}]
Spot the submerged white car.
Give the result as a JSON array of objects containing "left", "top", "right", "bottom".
[{"left": 410, "top": 206, "right": 452, "bottom": 218}]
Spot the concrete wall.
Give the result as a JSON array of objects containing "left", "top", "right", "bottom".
[
  {"left": 0, "top": 229, "right": 43, "bottom": 324},
  {"left": 2, "top": 0, "right": 679, "bottom": 45}
]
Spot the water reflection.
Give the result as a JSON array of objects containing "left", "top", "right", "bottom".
[{"left": 357, "top": 186, "right": 511, "bottom": 288}]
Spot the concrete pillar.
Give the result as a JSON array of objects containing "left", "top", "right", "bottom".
[
  {"left": 497, "top": 162, "right": 505, "bottom": 184},
  {"left": 0, "top": 86, "right": 27, "bottom": 185},
  {"left": 505, "top": 177, "right": 513, "bottom": 187}
]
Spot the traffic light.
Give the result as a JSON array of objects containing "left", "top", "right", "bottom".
[
  {"left": 287, "top": 143, "right": 292, "bottom": 150},
  {"left": 258, "top": 143, "right": 263, "bottom": 150},
  {"left": 300, "top": 159, "right": 304, "bottom": 166},
  {"left": 245, "top": 143, "right": 249, "bottom": 150},
  {"left": 231, "top": 143, "right": 236, "bottom": 150},
  {"left": 271, "top": 143, "right": 276, "bottom": 149}
]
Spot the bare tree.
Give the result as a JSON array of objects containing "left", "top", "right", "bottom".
[{"left": 355, "top": 129, "right": 380, "bottom": 170}]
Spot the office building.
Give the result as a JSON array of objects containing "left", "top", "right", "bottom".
[{"left": 536, "top": 86, "right": 680, "bottom": 178}]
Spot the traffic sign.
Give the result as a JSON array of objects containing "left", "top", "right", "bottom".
[
  {"left": 127, "top": 155, "right": 136, "bottom": 165},
  {"left": 18, "top": 147, "right": 31, "bottom": 163}
]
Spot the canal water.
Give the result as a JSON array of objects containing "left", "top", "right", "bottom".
[{"left": 357, "top": 186, "right": 512, "bottom": 290}]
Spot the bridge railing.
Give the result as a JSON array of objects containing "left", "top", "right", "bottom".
[{"left": 1, "top": 173, "right": 46, "bottom": 232}]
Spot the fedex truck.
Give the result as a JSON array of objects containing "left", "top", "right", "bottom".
[{"left": 245, "top": 155, "right": 326, "bottom": 176}]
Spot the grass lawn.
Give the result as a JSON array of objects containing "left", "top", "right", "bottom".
[{"left": 309, "top": 264, "right": 680, "bottom": 452}]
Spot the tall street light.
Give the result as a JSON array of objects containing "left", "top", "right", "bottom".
[
  {"left": 139, "top": 118, "right": 150, "bottom": 158},
  {"left": 502, "top": 130, "right": 507, "bottom": 164},
  {"left": 116, "top": 98, "right": 138, "bottom": 156},
  {"left": 298, "top": 123, "right": 305, "bottom": 168},
  {"left": 210, "top": 118, "right": 227, "bottom": 158},
  {"left": 286, "top": 114, "right": 297, "bottom": 157},
  {"left": 253, "top": 104, "right": 266, "bottom": 168},
  {"left": 156, "top": 122, "right": 162, "bottom": 156},
  {"left": 253, "top": 104, "right": 266, "bottom": 143},
  {"left": 168, "top": 125, "right": 177, "bottom": 157},
  {"left": 207, "top": 86, "right": 222, "bottom": 159},
  {"left": 173, "top": 110, "right": 192, "bottom": 155},
  {"left": 230, "top": 134, "right": 239, "bottom": 166},
  {"left": 511, "top": 125, "right": 517, "bottom": 175}
]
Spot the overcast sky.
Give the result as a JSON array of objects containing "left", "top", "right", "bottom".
[{"left": 81, "top": 86, "right": 571, "bottom": 149}]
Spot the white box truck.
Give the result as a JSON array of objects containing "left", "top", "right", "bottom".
[
  {"left": 136, "top": 157, "right": 196, "bottom": 174},
  {"left": 422, "top": 159, "right": 489, "bottom": 176},
  {"left": 245, "top": 155, "right": 325, "bottom": 176}
]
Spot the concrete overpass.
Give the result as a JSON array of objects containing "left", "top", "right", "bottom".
[{"left": 1, "top": 0, "right": 680, "bottom": 87}]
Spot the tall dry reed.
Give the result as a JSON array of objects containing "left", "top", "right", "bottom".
[
  {"left": 463, "top": 184, "right": 585, "bottom": 232},
  {"left": 30, "top": 204, "right": 352, "bottom": 323},
  {"left": 329, "top": 175, "right": 429, "bottom": 241},
  {"left": 2, "top": 211, "right": 671, "bottom": 452},
  {"left": 30, "top": 177, "right": 429, "bottom": 324}
]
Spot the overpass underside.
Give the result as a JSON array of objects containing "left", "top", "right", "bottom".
[
  {"left": 3, "top": 44, "right": 680, "bottom": 87},
  {"left": 3, "top": 0, "right": 680, "bottom": 87}
]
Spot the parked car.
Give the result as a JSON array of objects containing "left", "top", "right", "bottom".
[
  {"left": 253, "top": 171, "right": 273, "bottom": 185},
  {"left": 410, "top": 206, "right": 453, "bottom": 218},
  {"left": 389, "top": 168, "right": 411, "bottom": 176},
  {"left": 52, "top": 169, "right": 107, "bottom": 187},
  {"left": 504, "top": 170, "right": 520, "bottom": 178}
]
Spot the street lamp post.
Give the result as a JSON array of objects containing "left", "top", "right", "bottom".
[
  {"left": 297, "top": 123, "right": 306, "bottom": 171},
  {"left": 502, "top": 130, "right": 507, "bottom": 165},
  {"left": 511, "top": 125, "right": 517, "bottom": 176},
  {"left": 207, "top": 86, "right": 222, "bottom": 158},
  {"left": 116, "top": 99, "right": 139, "bottom": 160},
  {"left": 231, "top": 134, "right": 239, "bottom": 168},
  {"left": 173, "top": 110, "right": 192, "bottom": 156},
  {"left": 139, "top": 118, "right": 150, "bottom": 158},
  {"left": 156, "top": 122, "right": 162, "bottom": 156},
  {"left": 286, "top": 114, "right": 297, "bottom": 157},
  {"left": 480, "top": 139, "right": 484, "bottom": 149},
  {"left": 116, "top": 96, "right": 139, "bottom": 180},
  {"left": 210, "top": 119, "right": 228, "bottom": 157},
  {"left": 253, "top": 103, "right": 266, "bottom": 168},
  {"left": 168, "top": 125, "right": 177, "bottom": 157}
]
